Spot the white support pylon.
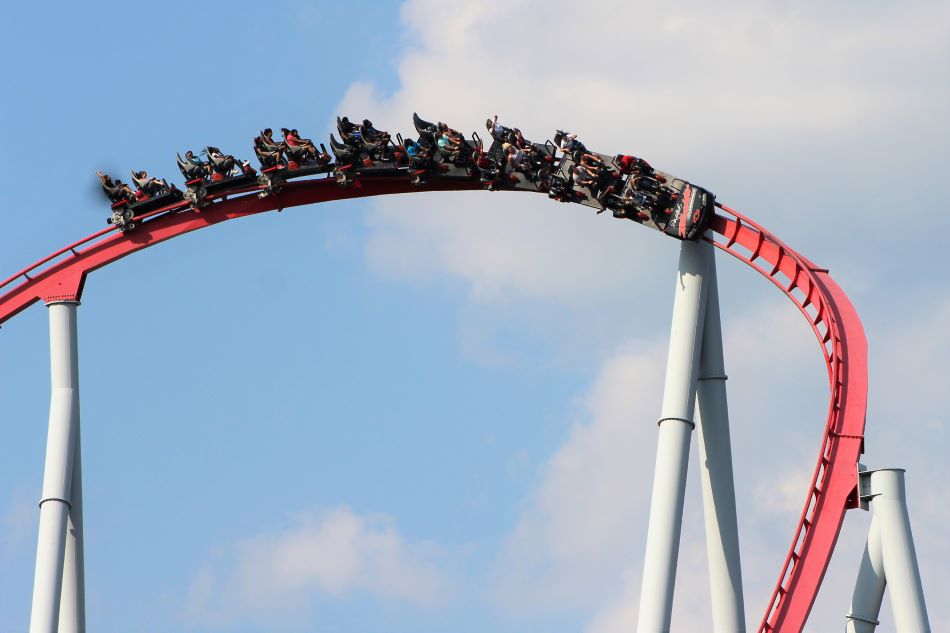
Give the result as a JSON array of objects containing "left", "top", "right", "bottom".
[
  {"left": 695, "top": 253, "right": 746, "bottom": 632},
  {"left": 847, "top": 513, "right": 885, "bottom": 633},
  {"left": 58, "top": 415, "right": 85, "bottom": 633},
  {"left": 847, "top": 468, "right": 930, "bottom": 632},
  {"left": 30, "top": 301, "right": 84, "bottom": 633},
  {"left": 637, "top": 239, "right": 712, "bottom": 633}
]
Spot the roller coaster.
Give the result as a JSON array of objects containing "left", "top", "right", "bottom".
[{"left": 2, "top": 113, "right": 929, "bottom": 632}]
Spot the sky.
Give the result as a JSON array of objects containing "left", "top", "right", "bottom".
[{"left": 1, "top": 1, "right": 948, "bottom": 631}]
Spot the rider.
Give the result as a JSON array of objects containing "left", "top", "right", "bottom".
[
  {"left": 338, "top": 116, "right": 360, "bottom": 140},
  {"left": 616, "top": 153, "right": 655, "bottom": 176},
  {"left": 96, "top": 171, "right": 134, "bottom": 203},
  {"left": 207, "top": 146, "right": 252, "bottom": 177},
  {"left": 254, "top": 129, "right": 284, "bottom": 167},
  {"left": 571, "top": 162, "right": 597, "bottom": 188},
  {"left": 512, "top": 129, "right": 534, "bottom": 151},
  {"left": 132, "top": 170, "right": 169, "bottom": 197},
  {"left": 359, "top": 119, "right": 391, "bottom": 159},
  {"left": 185, "top": 150, "right": 206, "bottom": 169},
  {"left": 437, "top": 127, "right": 463, "bottom": 162},
  {"left": 486, "top": 115, "right": 512, "bottom": 143},
  {"left": 261, "top": 128, "right": 278, "bottom": 145},
  {"left": 360, "top": 119, "right": 390, "bottom": 145},
  {"left": 282, "top": 127, "right": 319, "bottom": 162},
  {"left": 580, "top": 152, "right": 606, "bottom": 172},
  {"left": 558, "top": 132, "right": 588, "bottom": 162},
  {"left": 404, "top": 138, "right": 431, "bottom": 168},
  {"left": 506, "top": 144, "right": 525, "bottom": 175}
]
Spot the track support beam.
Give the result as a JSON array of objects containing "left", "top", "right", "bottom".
[
  {"left": 695, "top": 253, "right": 746, "bottom": 631},
  {"left": 638, "top": 239, "right": 711, "bottom": 632},
  {"left": 30, "top": 301, "right": 86, "bottom": 633}
]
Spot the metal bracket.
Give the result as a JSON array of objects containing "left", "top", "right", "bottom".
[
  {"left": 857, "top": 463, "right": 873, "bottom": 511},
  {"left": 846, "top": 612, "right": 880, "bottom": 626},
  {"left": 657, "top": 416, "right": 696, "bottom": 430}
]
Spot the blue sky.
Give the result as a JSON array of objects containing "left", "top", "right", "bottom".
[{"left": 1, "top": 1, "right": 949, "bottom": 631}]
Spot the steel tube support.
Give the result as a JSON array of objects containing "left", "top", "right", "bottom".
[
  {"left": 30, "top": 301, "right": 82, "bottom": 633},
  {"left": 873, "top": 469, "right": 930, "bottom": 632},
  {"left": 848, "top": 468, "right": 931, "bottom": 632},
  {"left": 695, "top": 254, "right": 745, "bottom": 632},
  {"left": 637, "top": 239, "right": 711, "bottom": 633},
  {"left": 846, "top": 514, "right": 885, "bottom": 633},
  {"left": 58, "top": 419, "right": 85, "bottom": 633}
]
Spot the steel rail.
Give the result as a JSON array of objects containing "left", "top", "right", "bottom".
[{"left": 0, "top": 174, "right": 867, "bottom": 633}]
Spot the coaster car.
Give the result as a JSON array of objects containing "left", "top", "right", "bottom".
[
  {"left": 508, "top": 135, "right": 556, "bottom": 190},
  {"left": 476, "top": 124, "right": 555, "bottom": 193},
  {"left": 328, "top": 133, "right": 400, "bottom": 186},
  {"left": 97, "top": 170, "right": 184, "bottom": 233},
  {"left": 176, "top": 148, "right": 256, "bottom": 205},
  {"left": 602, "top": 167, "right": 712, "bottom": 240},
  {"left": 662, "top": 180, "right": 714, "bottom": 240},
  {"left": 550, "top": 151, "right": 623, "bottom": 212},
  {"left": 407, "top": 114, "right": 478, "bottom": 182},
  {"left": 127, "top": 170, "right": 184, "bottom": 214}
]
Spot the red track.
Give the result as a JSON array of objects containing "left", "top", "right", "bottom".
[{"left": 0, "top": 175, "right": 867, "bottom": 632}]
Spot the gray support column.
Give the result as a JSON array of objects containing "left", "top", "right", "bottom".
[
  {"left": 694, "top": 254, "right": 746, "bottom": 632},
  {"left": 30, "top": 301, "right": 81, "bottom": 633},
  {"left": 848, "top": 468, "right": 930, "bottom": 632},
  {"left": 872, "top": 469, "right": 930, "bottom": 632},
  {"left": 58, "top": 419, "right": 85, "bottom": 633},
  {"left": 637, "top": 240, "right": 711, "bottom": 633},
  {"left": 846, "top": 514, "right": 885, "bottom": 633}
]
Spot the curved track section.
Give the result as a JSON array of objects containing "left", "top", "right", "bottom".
[
  {"left": 708, "top": 205, "right": 867, "bottom": 631},
  {"left": 0, "top": 174, "right": 867, "bottom": 632}
]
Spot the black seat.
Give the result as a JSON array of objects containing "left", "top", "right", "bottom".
[
  {"left": 176, "top": 153, "right": 207, "bottom": 181},
  {"left": 329, "top": 134, "right": 358, "bottom": 163}
]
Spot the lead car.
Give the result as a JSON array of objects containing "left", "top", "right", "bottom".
[
  {"left": 663, "top": 179, "right": 714, "bottom": 240},
  {"left": 606, "top": 168, "right": 715, "bottom": 241}
]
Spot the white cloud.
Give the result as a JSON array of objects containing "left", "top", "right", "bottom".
[
  {"left": 492, "top": 341, "right": 666, "bottom": 610},
  {"left": 185, "top": 507, "right": 450, "bottom": 631},
  {"left": 0, "top": 488, "right": 35, "bottom": 564}
]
